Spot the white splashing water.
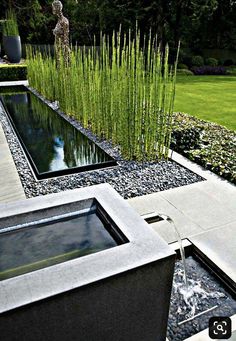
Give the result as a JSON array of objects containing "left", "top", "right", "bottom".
[
  {"left": 173, "top": 266, "right": 225, "bottom": 319},
  {"left": 154, "top": 213, "right": 226, "bottom": 321}
]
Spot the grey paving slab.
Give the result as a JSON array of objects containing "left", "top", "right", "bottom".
[
  {"left": 128, "top": 192, "right": 203, "bottom": 244},
  {"left": 159, "top": 184, "right": 236, "bottom": 230},
  {"left": 0, "top": 124, "right": 25, "bottom": 203},
  {"left": 189, "top": 223, "right": 236, "bottom": 285},
  {"left": 194, "top": 180, "right": 236, "bottom": 213}
]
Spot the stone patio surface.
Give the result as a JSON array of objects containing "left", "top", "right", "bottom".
[{"left": 0, "top": 124, "right": 25, "bottom": 203}]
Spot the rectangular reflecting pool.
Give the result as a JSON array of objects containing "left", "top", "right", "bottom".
[
  {"left": 0, "top": 86, "right": 116, "bottom": 179},
  {"left": 0, "top": 199, "right": 126, "bottom": 281}
]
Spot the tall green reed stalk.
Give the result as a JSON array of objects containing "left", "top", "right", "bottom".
[
  {"left": 26, "top": 29, "right": 179, "bottom": 161},
  {"left": 3, "top": 9, "right": 19, "bottom": 36}
]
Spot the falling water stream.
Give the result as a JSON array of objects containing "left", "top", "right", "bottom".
[
  {"left": 144, "top": 212, "right": 230, "bottom": 326},
  {"left": 157, "top": 213, "right": 188, "bottom": 286},
  {"left": 142, "top": 212, "right": 236, "bottom": 339},
  {"left": 157, "top": 213, "right": 227, "bottom": 321}
]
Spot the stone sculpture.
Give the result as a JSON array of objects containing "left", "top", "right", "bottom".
[{"left": 52, "top": 0, "right": 70, "bottom": 66}]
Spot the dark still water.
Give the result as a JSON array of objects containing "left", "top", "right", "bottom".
[
  {"left": 0, "top": 89, "right": 115, "bottom": 178},
  {"left": 0, "top": 211, "right": 118, "bottom": 280}
]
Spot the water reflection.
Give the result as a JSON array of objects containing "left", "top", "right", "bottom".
[
  {"left": 0, "top": 212, "right": 118, "bottom": 280},
  {"left": 1, "top": 91, "right": 113, "bottom": 175}
]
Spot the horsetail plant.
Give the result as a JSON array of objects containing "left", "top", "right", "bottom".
[
  {"left": 26, "top": 28, "right": 179, "bottom": 161},
  {"left": 3, "top": 9, "right": 19, "bottom": 36}
]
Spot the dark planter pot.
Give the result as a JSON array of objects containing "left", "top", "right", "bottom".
[{"left": 3, "top": 35, "right": 21, "bottom": 63}]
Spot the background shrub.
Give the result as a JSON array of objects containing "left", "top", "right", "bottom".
[
  {"left": 177, "top": 63, "right": 189, "bottom": 69},
  {"left": 205, "top": 57, "right": 218, "bottom": 67},
  {"left": 223, "top": 59, "right": 234, "bottom": 66},
  {"left": 0, "top": 64, "right": 27, "bottom": 81},
  {"left": 191, "top": 55, "right": 204, "bottom": 67},
  {"left": 226, "top": 66, "right": 236, "bottom": 75},
  {"left": 182, "top": 55, "right": 192, "bottom": 68},
  {"left": 176, "top": 69, "right": 194, "bottom": 76},
  {"left": 191, "top": 66, "right": 226, "bottom": 75}
]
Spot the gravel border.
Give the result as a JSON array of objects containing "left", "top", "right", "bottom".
[{"left": 0, "top": 87, "right": 204, "bottom": 199}]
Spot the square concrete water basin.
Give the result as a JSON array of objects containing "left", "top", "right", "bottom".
[{"left": 0, "top": 184, "right": 175, "bottom": 341}]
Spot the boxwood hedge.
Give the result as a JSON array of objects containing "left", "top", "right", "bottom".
[
  {"left": 0, "top": 64, "right": 27, "bottom": 81},
  {"left": 171, "top": 113, "right": 236, "bottom": 184}
]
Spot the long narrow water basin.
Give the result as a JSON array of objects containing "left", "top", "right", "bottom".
[{"left": 0, "top": 86, "right": 116, "bottom": 179}]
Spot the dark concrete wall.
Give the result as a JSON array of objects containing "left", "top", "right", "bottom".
[{"left": 0, "top": 256, "right": 174, "bottom": 341}]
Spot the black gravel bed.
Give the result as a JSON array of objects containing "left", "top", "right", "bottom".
[
  {"left": 167, "top": 256, "right": 236, "bottom": 341},
  {"left": 0, "top": 87, "right": 204, "bottom": 199}
]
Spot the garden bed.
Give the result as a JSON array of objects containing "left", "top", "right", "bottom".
[
  {"left": 0, "top": 88, "right": 203, "bottom": 199},
  {"left": 172, "top": 113, "right": 236, "bottom": 184}
]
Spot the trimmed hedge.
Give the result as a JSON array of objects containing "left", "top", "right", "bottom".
[
  {"left": 0, "top": 64, "right": 27, "bottom": 81},
  {"left": 171, "top": 113, "right": 236, "bottom": 184},
  {"left": 171, "top": 116, "right": 203, "bottom": 152},
  {"left": 191, "top": 55, "right": 204, "bottom": 67},
  {"left": 0, "top": 86, "right": 26, "bottom": 95},
  {"left": 191, "top": 66, "right": 226, "bottom": 75},
  {"left": 205, "top": 57, "right": 218, "bottom": 67}
]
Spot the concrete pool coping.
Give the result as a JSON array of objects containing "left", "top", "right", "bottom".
[
  {"left": 0, "top": 80, "right": 29, "bottom": 87},
  {"left": 0, "top": 183, "right": 175, "bottom": 314}
]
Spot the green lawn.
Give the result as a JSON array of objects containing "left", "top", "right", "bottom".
[{"left": 174, "top": 76, "right": 236, "bottom": 131}]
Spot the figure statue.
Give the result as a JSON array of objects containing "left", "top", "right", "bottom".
[{"left": 52, "top": 0, "right": 70, "bottom": 66}]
